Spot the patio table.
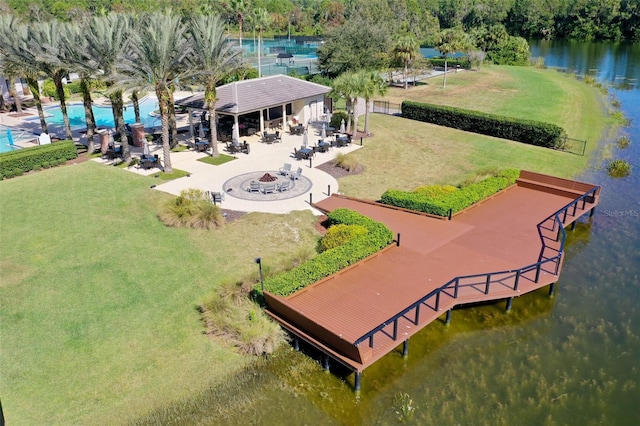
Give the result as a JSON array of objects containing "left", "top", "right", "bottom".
[{"left": 299, "top": 147, "right": 313, "bottom": 159}]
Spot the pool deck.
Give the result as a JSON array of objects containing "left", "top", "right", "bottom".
[{"left": 263, "top": 172, "right": 600, "bottom": 387}]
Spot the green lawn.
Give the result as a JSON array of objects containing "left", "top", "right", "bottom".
[
  {"left": 0, "top": 162, "right": 319, "bottom": 424},
  {"left": 0, "top": 66, "right": 613, "bottom": 424},
  {"left": 340, "top": 66, "right": 610, "bottom": 199}
]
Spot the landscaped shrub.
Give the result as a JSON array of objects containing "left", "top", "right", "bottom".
[
  {"left": 263, "top": 208, "right": 394, "bottom": 297},
  {"left": 334, "top": 152, "right": 363, "bottom": 172},
  {"left": 158, "top": 189, "right": 224, "bottom": 229},
  {"left": 319, "top": 223, "right": 368, "bottom": 252},
  {"left": 0, "top": 140, "right": 77, "bottom": 179},
  {"left": 381, "top": 169, "right": 520, "bottom": 217},
  {"left": 428, "top": 57, "right": 472, "bottom": 69},
  {"left": 330, "top": 110, "right": 348, "bottom": 129},
  {"left": 401, "top": 101, "right": 567, "bottom": 148}
]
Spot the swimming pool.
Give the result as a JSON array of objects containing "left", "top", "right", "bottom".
[
  {"left": 0, "top": 126, "right": 35, "bottom": 153},
  {"left": 40, "top": 96, "right": 160, "bottom": 130}
]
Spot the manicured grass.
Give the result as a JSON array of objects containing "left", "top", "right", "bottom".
[
  {"left": 0, "top": 65, "right": 612, "bottom": 424},
  {"left": 0, "top": 162, "right": 320, "bottom": 425},
  {"left": 197, "top": 153, "right": 236, "bottom": 166},
  {"left": 153, "top": 168, "right": 190, "bottom": 180},
  {"left": 338, "top": 66, "right": 610, "bottom": 199}
]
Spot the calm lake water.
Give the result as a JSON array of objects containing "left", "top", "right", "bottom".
[{"left": 148, "top": 42, "right": 640, "bottom": 425}]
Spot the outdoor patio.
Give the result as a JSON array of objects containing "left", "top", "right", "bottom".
[{"left": 104, "top": 121, "right": 362, "bottom": 214}]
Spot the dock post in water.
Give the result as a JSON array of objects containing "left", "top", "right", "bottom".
[
  {"left": 402, "top": 339, "right": 409, "bottom": 357},
  {"left": 323, "top": 355, "right": 330, "bottom": 371},
  {"left": 445, "top": 309, "right": 452, "bottom": 325},
  {"left": 590, "top": 207, "right": 596, "bottom": 217},
  {"left": 354, "top": 372, "right": 362, "bottom": 391},
  {"left": 549, "top": 282, "right": 556, "bottom": 297},
  {"left": 506, "top": 297, "right": 513, "bottom": 312}
]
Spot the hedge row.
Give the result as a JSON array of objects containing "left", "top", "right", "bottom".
[
  {"left": 0, "top": 140, "right": 77, "bottom": 179},
  {"left": 381, "top": 169, "right": 520, "bottom": 217},
  {"left": 428, "top": 57, "right": 472, "bottom": 69},
  {"left": 401, "top": 101, "right": 566, "bottom": 148},
  {"left": 263, "top": 208, "right": 394, "bottom": 297}
]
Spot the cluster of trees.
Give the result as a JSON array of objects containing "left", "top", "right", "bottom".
[
  {"left": 0, "top": 12, "right": 251, "bottom": 171},
  {"left": 2, "top": 0, "right": 638, "bottom": 42}
]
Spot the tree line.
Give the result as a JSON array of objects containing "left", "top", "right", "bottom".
[{"left": 1, "top": 0, "right": 638, "bottom": 42}]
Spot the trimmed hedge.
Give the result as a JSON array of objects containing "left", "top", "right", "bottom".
[
  {"left": 428, "top": 57, "right": 472, "bottom": 69},
  {"left": 0, "top": 140, "right": 77, "bottom": 179},
  {"left": 401, "top": 100, "right": 566, "bottom": 148},
  {"left": 263, "top": 208, "right": 394, "bottom": 297},
  {"left": 381, "top": 169, "right": 520, "bottom": 217}
]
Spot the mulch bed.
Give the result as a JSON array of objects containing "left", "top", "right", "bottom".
[{"left": 315, "top": 159, "right": 363, "bottom": 179}]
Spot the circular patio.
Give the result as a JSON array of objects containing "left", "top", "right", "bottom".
[{"left": 223, "top": 170, "right": 312, "bottom": 201}]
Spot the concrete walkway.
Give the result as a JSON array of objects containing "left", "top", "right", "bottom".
[{"left": 98, "top": 123, "right": 363, "bottom": 215}]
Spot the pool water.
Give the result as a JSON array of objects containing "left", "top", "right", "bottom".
[
  {"left": 42, "top": 96, "right": 160, "bottom": 130},
  {"left": 0, "top": 126, "right": 34, "bottom": 153}
]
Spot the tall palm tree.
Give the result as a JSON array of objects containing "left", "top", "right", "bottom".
[
  {"left": 0, "top": 17, "right": 49, "bottom": 132},
  {"left": 28, "top": 20, "right": 74, "bottom": 139},
  {"left": 230, "top": 0, "right": 249, "bottom": 52},
  {"left": 393, "top": 34, "right": 420, "bottom": 90},
  {"left": 251, "top": 8, "right": 270, "bottom": 78},
  {"left": 60, "top": 22, "right": 99, "bottom": 153},
  {"left": 84, "top": 13, "right": 133, "bottom": 161},
  {"left": 435, "top": 29, "right": 471, "bottom": 89},
  {"left": 188, "top": 14, "right": 242, "bottom": 157},
  {"left": 360, "top": 70, "right": 387, "bottom": 136},
  {"left": 332, "top": 71, "right": 358, "bottom": 134},
  {"left": 119, "top": 12, "right": 192, "bottom": 173}
]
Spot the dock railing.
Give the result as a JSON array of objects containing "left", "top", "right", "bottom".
[{"left": 354, "top": 185, "right": 600, "bottom": 349}]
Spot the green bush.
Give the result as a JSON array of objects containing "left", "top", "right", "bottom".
[
  {"left": 320, "top": 223, "right": 368, "bottom": 252},
  {"left": 381, "top": 169, "right": 520, "bottom": 217},
  {"left": 607, "top": 159, "right": 631, "bottom": 178},
  {"left": 401, "top": 101, "right": 567, "bottom": 148},
  {"left": 42, "top": 79, "right": 71, "bottom": 100},
  {"left": 263, "top": 208, "right": 394, "bottom": 296},
  {"left": 330, "top": 110, "right": 349, "bottom": 129},
  {"left": 0, "top": 140, "right": 77, "bottom": 179}
]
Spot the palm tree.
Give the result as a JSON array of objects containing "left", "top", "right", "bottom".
[
  {"left": 435, "top": 29, "right": 471, "bottom": 89},
  {"left": 360, "top": 70, "right": 387, "bottom": 136},
  {"left": 119, "top": 12, "right": 192, "bottom": 173},
  {"left": 84, "top": 13, "right": 133, "bottom": 161},
  {"left": 251, "top": 8, "right": 270, "bottom": 78},
  {"left": 28, "top": 20, "right": 74, "bottom": 140},
  {"left": 393, "top": 34, "right": 420, "bottom": 90},
  {"left": 188, "top": 15, "right": 242, "bottom": 157},
  {"left": 0, "top": 17, "right": 49, "bottom": 132},
  {"left": 230, "top": 0, "right": 249, "bottom": 52},
  {"left": 60, "top": 22, "right": 99, "bottom": 153},
  {"left": 332, "top": 71, "right": 358, "bottom": 134}
]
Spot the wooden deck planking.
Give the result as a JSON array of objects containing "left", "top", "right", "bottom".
[{"left": 266, "top": 177, "right": 599, "bottom": 374}]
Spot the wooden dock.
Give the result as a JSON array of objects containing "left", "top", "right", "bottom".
[{"left": 264, "top": 171, "right": 600, "bottom": 390}]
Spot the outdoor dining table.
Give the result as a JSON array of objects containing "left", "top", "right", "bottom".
[
  {"left": 299, "top": 146, "right": 313, "bottom": 159},
  {"left": 195, "top": 141, "right": 209, "bottom": 152},
  {"left": 291, "top": 124, "right": 304, "bottom": 135},
  {"left": 318, "top": 141, "right": 331, "bottom": 152},
  {"left": 335, "top": 135, "right": 351, "bottom": 146},
  {"left": 263, "top": 133, "right": 279, "bottom": 143}
]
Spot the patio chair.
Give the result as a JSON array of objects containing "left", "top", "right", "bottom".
[
  {"left": 209, "top": 191, "right": 224, "bottom": 205},
  {"left": 262, "top": 183, "right": 276, "bottom": 194},
  {"left": 279, "top": 163, "right": 292, "bottom": 176},
  {"left": 293, "top": 148, "right": 304, "bottom": 161},
  {"left": 290, "top": 167, "right": 303, "bottom": 180},
  {"left": 278, "top": 180, "right": 290, "bottom": 192},
  {"left": 248, "top": 181, "right": 261, "bottom": 193}
]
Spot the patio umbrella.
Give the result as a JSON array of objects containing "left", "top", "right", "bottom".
[
  {"left": 340, "top": 119, "right": 346, "bottom": 134},
  {"left": 143, "top": 140, "right": 150, "bottom": 157},
  {"left": 6, "top": 129, "right": 14, "bottom": 145},
  {"left": 321, "top": 122, "right": 326, "bottom": 140},
  {"left": 302, "top": 129, "right": 308, "bottom": 147},
  {"left": 198, "top": 124, "right": 205, "bottom": 140}
]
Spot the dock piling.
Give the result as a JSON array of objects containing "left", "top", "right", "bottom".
[
  {"left": 506, "top": 297, "right": 513, "bottom": 312},
  {"left": 402, "top": 339, "right": 409, "bottom": 357}
]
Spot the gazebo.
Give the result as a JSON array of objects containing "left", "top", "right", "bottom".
[{"left": 176, "top": 74, "right": 332, "bottom": 141}]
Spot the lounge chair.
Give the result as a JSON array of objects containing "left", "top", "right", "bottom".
[
  {"left": 248, "top": 181, "right": 261, "bottom": 192},
  {"left": 279, "top": 163, "right": 292, "bottom": 176},
  {"left": 290, "top": 167, "right": 303, "bottom": 180},
  {"left": 278, "top": 180, "right": 290, "bottom": 192},
  {"left": 262, "top": 183, "right": 276, "bottom": 194}
]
